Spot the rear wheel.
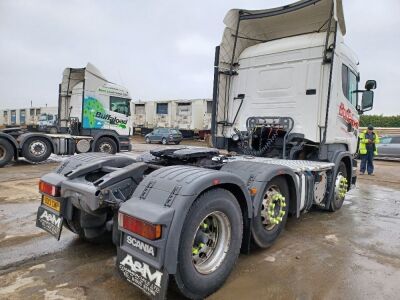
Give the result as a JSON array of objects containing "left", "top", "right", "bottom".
[
  {"left": 65, "top": 209, "right": 111, "bottom": 243},
  {"left": 329, "top": 161, "right": 348, "bottom": 212},
  {"left": 95, "top": 137, "right": 117, "bottom": 154},
  {"left": 22, "top": 137, "right": 52, "bottom": 163},
  {"left": 251, "top": 177, "right": 290, "bottom": 248},
  {"left": 0, "top": 139, "right": 14, "bottom": 167},
  {"left": 173, "top": 189, "right": 243, "bottom": 299},
  {"left": 161, "top": 137, "right": 167, "bottom": 145}
]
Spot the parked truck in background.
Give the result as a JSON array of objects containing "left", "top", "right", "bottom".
[
  {"left": 35, "top": 0, "right": 377, "bottom": 299},
  {"left": 38, "top": 113, "right": 58, "bottom": 133},
  {"left": 0, "top": 63, "right": 132, "bottom": 167}
]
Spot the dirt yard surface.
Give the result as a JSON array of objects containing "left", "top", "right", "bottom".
[{"left": 0, "top": 140, "right": 399, "bottom": 300}]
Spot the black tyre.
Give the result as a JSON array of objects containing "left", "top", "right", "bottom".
[
  {"left": 22, "top": 137, "right": 52, "bottom": 163},
  {"left": 65, "top": 209, "right": 111, "bottom": 243},
  {"left": 251, "top": 176, "right": 290, "bottom": 248},
  {"left": 161, "top": 137, "right": 167, "bottom": 145},
  {"left": 95, "top": 137, "right": 117, "bottom": 154},
  {"left": 145, "top": 137, "right": 151, "bottom": 144},
  {"left": 0, "top": 139, "right": 14, "bottom": 167},
  {"left": 173, "top": 188, "right": 243, "bottom": 299},
  {"left": 64, "top": 210, "right": 84, "bottom": 237},
  {"left": 328, "top": 161, "right": 348, "bottom": 212},
  {"left": 174, "top": 141, "right": 180, "bottom": 145}
]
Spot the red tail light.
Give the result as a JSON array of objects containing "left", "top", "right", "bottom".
[
  {"left": 39, "top": 180, "right": 61, "bottom": 197},
  {"left": 118, "top": 212, "right": 162, "bottom": 240}
]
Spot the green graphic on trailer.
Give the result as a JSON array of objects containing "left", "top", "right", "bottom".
[{"left": 83, "top": 97, "right": 128, "bottom": 129}]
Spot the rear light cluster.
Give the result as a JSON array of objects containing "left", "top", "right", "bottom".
[
  {"left": 39, "top": 180, "right": 61, "bottom": 197},
  {"left": 118, "top": 212, "right": 162, "bottom": 240}
]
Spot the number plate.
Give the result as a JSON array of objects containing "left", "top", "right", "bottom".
[
  {"left": 36, "top": 206, "right": 63, "bottom": 240},
  {"left": 42, "top": 195, "right": 61, "bottom": 212}
]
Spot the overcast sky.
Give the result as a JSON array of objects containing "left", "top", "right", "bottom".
[{"left": 0, "top": 0, "right": 399, "bottom": 115}]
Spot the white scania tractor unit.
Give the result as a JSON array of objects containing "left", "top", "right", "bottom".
[
  {"left": 0, "top": 63, "right": 132, "bottom": 167},
  {"left": 35, "top": 1, "right": 376, "bottom": 299}
]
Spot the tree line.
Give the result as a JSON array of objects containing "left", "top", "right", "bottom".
[{"left": 360, "top": 115, "right": 400, "bottom": 127}]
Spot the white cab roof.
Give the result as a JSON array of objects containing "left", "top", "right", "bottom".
[
  {"left": 239, "top": 32, "right": 326, "bottom": 59},
  {"left": 219, "top": 0, "right": 345, "bottom": 65}
]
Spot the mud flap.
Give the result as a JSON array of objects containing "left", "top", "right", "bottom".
[
  {"left": 116, "top": 247, "right": 169, "bottom": 300},
  {"left": 36, "top": 206, "right": 63, "bottom": 240}
]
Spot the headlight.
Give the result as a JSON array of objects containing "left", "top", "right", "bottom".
[{"left": 231, "top": 133, "right": 240, "bottom": 142}]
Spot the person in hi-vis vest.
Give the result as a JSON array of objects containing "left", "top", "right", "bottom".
[{"left": 359, "top": 125, "right": 380, "bottom": 175}]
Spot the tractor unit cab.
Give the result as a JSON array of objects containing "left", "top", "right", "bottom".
[
  {"left": 33, "top": 1, "right": 377, "bottom": 299},
  {"left": 0, "top": 64, "right": 133, "bottom": 167},
  {"left": 58, "top": 63, "right": 132, "bottom": 137},
  {"left": 212, "top": 0, "right": 376, "bottom": 160},
  {"left": 38, "top": 113, "right": 58, "bottom": 133}
]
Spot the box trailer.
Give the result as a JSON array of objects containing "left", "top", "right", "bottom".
[
  {"left": 172, "top": 99, "right": 211, "bottom": 138},
  {"left": 154, "top": 101, "right": 172, "bottom": 129},
  {"left": 200, "top": 99, "right": 213, "bottom": 139},
  {"left": 132, "top": 99, "right": 212, "bottom": 138},
  {"left": 131, "top": 101, "right": 155, "bottom": 135}
]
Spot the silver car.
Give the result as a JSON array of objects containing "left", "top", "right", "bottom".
[{"left": 377, "top": 135, "right": 400, "bottom": 158}]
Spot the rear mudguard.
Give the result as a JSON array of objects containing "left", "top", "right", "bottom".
[
  {"left": 118, "top": 161, "right": 300, "bottom": 275},
  {"left": 220, "top": 161, "right": 300, "bottom": 217},
  {"left": 39, "top": 153, "right": 139, "bottom": 231},
  {"left": 118, "top": 165, "right": 252, "bottom": 274}
]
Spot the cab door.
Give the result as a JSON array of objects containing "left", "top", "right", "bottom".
[{"left": 330, "top": 62, "right": 360, "bottom": 153}]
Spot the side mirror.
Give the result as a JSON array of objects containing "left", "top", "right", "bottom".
[
  {"left": 365, "top": 80, "right": 377, "bottom": 90},
  {"left": 361, "top": 90, "right": 374, "bottom": 112}
]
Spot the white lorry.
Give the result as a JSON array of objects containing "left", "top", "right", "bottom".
[
  {"left": 0, "top": 63, "right": 132, "bottom": 167},
  {"left": 35, "top": 0, "right": 376, "bottom": 299},
  {"left": 38, "top": 113, "right": 58, "bottom": 133}
]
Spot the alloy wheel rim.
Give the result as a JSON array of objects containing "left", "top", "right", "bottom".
[
  {"left": 260, "top": 185, "right": 286, "bottom": 231},
  {"left": 334, "top": 173, "right": 348, "bottom": 202},
  {"left": 99, "top": 143, "right": 112, "bottom": 153},
  {"left": 29, "top": 141, "right": 46, "bottom": 156},
  {"left": 191, "top": 211, "right": 231, "bottom": 274}
]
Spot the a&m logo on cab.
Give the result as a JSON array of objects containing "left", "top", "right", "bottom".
[{"left": 339, "top": 102, "right": 359, "bottom": 129}]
